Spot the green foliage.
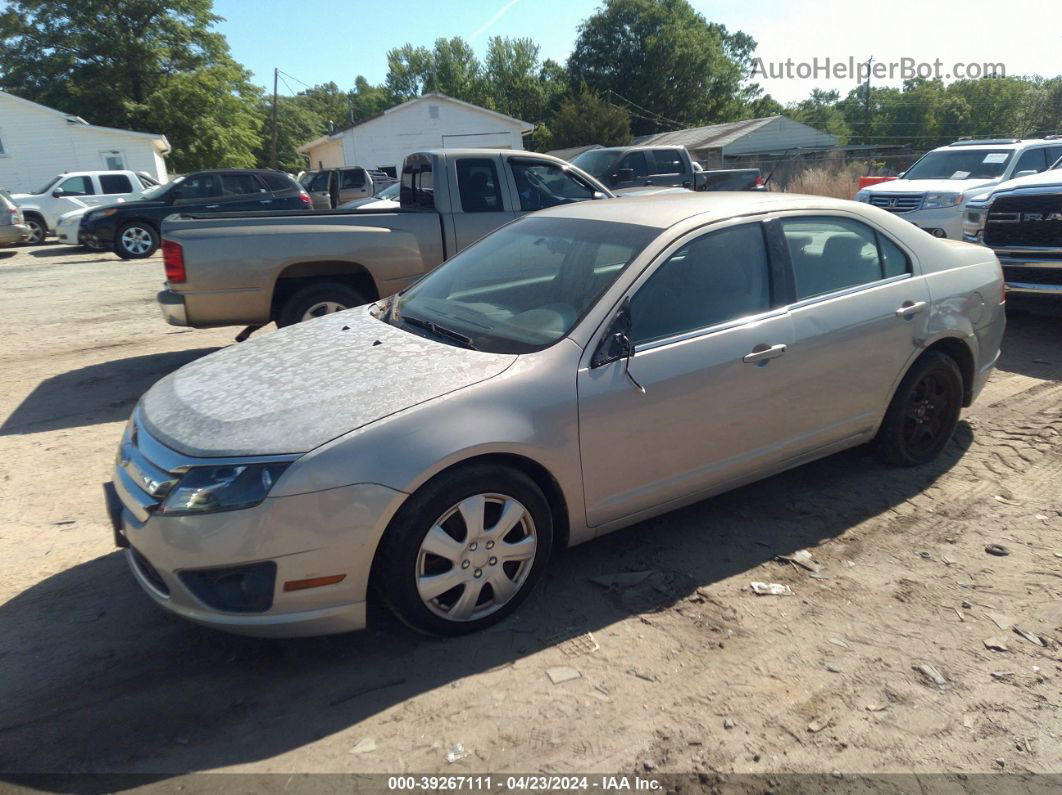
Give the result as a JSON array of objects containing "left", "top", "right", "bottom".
[
  {"left": 385, "top": 38, "right": 486, "bottom": 105},
  {"left": 0, "top": 0, "right": 263, "bottom": 172},
  {"left": 545, "top": 87, "right": 632, "bottom": 150},
  {"left": 567, "top": 0, "right": 760, "bottom": 135},
  {"left": 788, "top": 89, "right": 852, "bottom": 144}
]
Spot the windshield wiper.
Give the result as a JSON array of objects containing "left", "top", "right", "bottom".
[{"left": 400, "top": 314, "right": 477, "bottom": 350}]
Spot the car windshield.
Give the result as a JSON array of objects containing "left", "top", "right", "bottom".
[
  {"left": 391, "top": 216, "right": 657, "bottom": 354},
  {"left": 903, "top": 150, "right": 1013, "bottom": 180},
  {"left": 140, "top": 178, "right": 179, "bottom": 200},
  {"left": 31, "top": 176, "right": 61, "bottom": 195},
  {"left": 570, "top": 150, "right": 624, "bottom": 181}
]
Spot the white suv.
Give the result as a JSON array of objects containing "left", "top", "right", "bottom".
[
  {"left": 11, "top": 170, "right": 160, "bottom": 244},
  {"left": 855, "top": 137, "right": 1062, "bottom": 239}
]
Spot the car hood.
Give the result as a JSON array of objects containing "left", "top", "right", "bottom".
[
  {"left": 138, "top": 306, "right": 518, "bottom": 457},
  {"left": 868, "top": 177, "right": 999, "bottom": 195},
  {"left": 986, "top": 169, "right": 1062, "bottom": 195}
]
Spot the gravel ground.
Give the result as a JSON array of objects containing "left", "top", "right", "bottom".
[{"left": 0, "top": 243, "right": 1060, "bottom": 786}]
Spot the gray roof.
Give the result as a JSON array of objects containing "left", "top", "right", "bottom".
[
  {"left": 545, "top": 144, "right": 602, "bottom": 162},
  {"left": 632, "top": 116, "right": 779, "bottom": 150}
]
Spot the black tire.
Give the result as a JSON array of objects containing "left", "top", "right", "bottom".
[
  {"left": 875, "top": 351, "right": 963, "bottom": 466},
  {"left": 275, "top": 281, "right": 366, "bottom": 327},
  {"left": 21, "top": 215, "right": 46, "bottom": 246},
  {"left": 374, "top": 464, "right": 553, "bottom": 636},
  {"left": 114, "top": 221, "right": 159, "bottom": 259}
]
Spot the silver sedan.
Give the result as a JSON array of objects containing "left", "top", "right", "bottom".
[{"left": 106, "top": 193, "right": 1005, "bottom": 637}]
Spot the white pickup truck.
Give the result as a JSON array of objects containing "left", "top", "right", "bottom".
[
  {"left": 12, "top": 169, "right": 161, "bottom": 244},
  {"left": 855, "top": 137, "right": 1062, "bottom": 239}
]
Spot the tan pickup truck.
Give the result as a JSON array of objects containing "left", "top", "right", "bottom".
[{"left": 158, "top": 150, "right": 614, "bottom": 329}]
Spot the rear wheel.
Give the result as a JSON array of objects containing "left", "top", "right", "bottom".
[
  {"left": 22, "top": 215, "right": 46, "bottom": 245},
  {"left": 275, "top": 281, "right": 366, "bottom": 327},
  {"left": 375, "top": 465, "right": 553, "bottom": 636},
  {"left": 115, "top": 222, "right": 159, "bottom": 259},
  {"left": 875, "top": 351, "right": 963, "bottom": 466}
]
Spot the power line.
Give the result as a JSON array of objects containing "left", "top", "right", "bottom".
[{"left": 277, "top": 69, "right": 314, "bottom": 90}]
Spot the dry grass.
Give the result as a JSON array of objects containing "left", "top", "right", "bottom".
[{"left": 771, "top": 163, "right": 866, "bottom": 200}]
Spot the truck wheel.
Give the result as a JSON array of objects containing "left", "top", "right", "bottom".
[
  {"left": 115, "top": 222, "right": 159, "bottom": 259},
  {"left": 276, "top": 282, "right": 366, "bottom": 327},
  {"left": 22, "top": 215, "right": 46, "bottom": 245},
  {"left": 374, "top": 464, "right": 553, "bottom": 636}
]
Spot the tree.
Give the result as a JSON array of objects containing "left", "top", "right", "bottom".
[
  {"left": 546, "top": 87, "right": 632, "bottom": 149},
  {"left": 0, "top": 0, "right": 263, "bottom": 172},
  {"left": 567, "top": 0, "right": 756, "bottom": 135},
  {"left": 384, "top": 37, "right": 484, "bottom": 105},
  {"left": 788, "top": 89, "right": 852, "bottom": 143},
  {"left": 483, "top": 37, "right": 549, "bottom": 122},
  {"left": 253, "top": 96, "right": 324, "bottom": 174}
]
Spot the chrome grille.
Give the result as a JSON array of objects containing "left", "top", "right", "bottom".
[
  {"left": 868, "top": 193, "right": 924, "bottom": 213},
  {"left": 114, "top": 419, "right": 179, "bottom": 522}
]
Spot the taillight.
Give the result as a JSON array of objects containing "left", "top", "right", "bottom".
[
  {"left": 754, "top": 175, "right": 764, "bottom": 187},
  {"left": 299, "top": 191, "right": 312, "bottom": 207},
  {"left": 5, "top": 209, "right": 16, "bottom": 225},
  {"left": 162, "top": 240, "right": 186, "bottom": 283}
]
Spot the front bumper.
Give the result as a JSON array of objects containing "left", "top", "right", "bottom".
[
  {"left": 80, "top": 217, "right": 118, "bottom": 249},
  {"left": 896, "top": 207, "right": 964, "bottom": 240},
  {"left": 997, "top": 257, "right": 1062, "bottom": 296},
  {"left": 106, "top": 415, "right": 406, "bottom": 637},
  {"left": 157, "top": 289, "right": 189, "bottom": 326},
  {"left": 0, "top": 223, "right": 30, "bottom": 245},
  {"left": 55, "top": 217, "right": 83, "bottom": 245}
]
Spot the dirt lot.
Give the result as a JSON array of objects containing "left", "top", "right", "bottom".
[{"left": 1, "top": 243, "right": 1060, "bottom": 785}]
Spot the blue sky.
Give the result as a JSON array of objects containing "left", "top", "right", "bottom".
[{"left": 214, "top": 0, "right": 1061, "bottom": 106}]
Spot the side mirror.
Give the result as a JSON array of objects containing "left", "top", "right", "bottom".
[
  {"left": 52, "top": 189, "right": 66, "bottom": 198},
  {"left": 592, "top": 191, "right": 608, "bottom": 200},
  {"left": 1013, "top": 170, "right": 1037, "bottom": 179},
  {"left": 591, "top": 297, "right": 634, "bottom": 368},
  {"left": 612, "top": 168, "right": 635, "bottom": 185},
  {"left": 896, "top": 171, "right": 906, "bottom": 179}
]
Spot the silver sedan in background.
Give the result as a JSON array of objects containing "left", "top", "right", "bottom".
[{"left": 106, "top": 193, "right": 1005, "bottom": 637}]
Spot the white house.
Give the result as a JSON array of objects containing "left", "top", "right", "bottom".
[
  {"left": 297, "top": 93, "right": 533, "bottom": 175},
  {"left": 0, "top": 91, "right": 170, "bottom": 192}
]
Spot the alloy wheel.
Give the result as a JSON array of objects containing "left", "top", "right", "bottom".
[
  {"left": 25, "top": 219, "right": 45, "bottom": 245},
  {"left": 415, "top": 493, "right": 538, "bottom": 622},
  {"left": 120, "top": 226, "right": 154, "bottom": 256},
  {"left": 301, "top": 301, "right": 348, "bottom": 321},
  {"left": 901, "top": 371, "right": 953, "bottom": 456}
]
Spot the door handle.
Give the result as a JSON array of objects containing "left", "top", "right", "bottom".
[
  {"left": 205, "top": 204, "right": 219, "bottom": 209},
  {"left": 895, "top": 301, "right": 927, "bottom": 318},
  {"left": 258, "top": 200, "right": 272, "bottom": 204},
  {"left": 742, "top": 343, "right": 787, "bottom": 364}
]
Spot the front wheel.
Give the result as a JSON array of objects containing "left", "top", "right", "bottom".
[
  {"left": 375, "top": 465, "right": 553, "bottom": 636},
  {"left": 115, "top": 222, "right": 159, "bottom": 259},
  {"left": 875, "top": 351, "right": 963, "bottom": 466},
  {"left": 22, "top": 216, "right": 46, "bottom": 245}
]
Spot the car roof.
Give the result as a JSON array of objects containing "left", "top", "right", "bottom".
[
  {"left": 531, "top": 192, "right": 859, "bottom": 229},
  {"left": 935, "top": 138, "right": 1059, "bottom": 152}
]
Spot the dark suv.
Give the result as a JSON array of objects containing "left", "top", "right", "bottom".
[{"left": 80, "top": 169, "right": 311, "bottom": 259}]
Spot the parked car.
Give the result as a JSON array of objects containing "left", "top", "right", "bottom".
[
  {"left": 157, "top": 150, "right": 612, "bottom": 328},
  {"left": 299, "top": 167, "right": 397, "bottom": 209},
  {"left": 963, "top": 158, "right": 1062, "bottom": 295},
  {"left": 337, "top": 181, "right": 400, "bottom": 211},
  {"left": 571, "top": 145, "right": 706, "bottom": 191},
  {"left": 10, "top": 170, "right": 160, "bottom": 245},
  {"left": 80, "top": 169, "right": 312, "bottom": 259},
  {"left": 697, "top": 167, "right": 765, "bottom": 191},
  {"left": 107, "top": 192, "right": 1005, "bottom": 637},
  {"left": 0, "top": 188, "right": 31, "bottom": 246},
  {"left": 56, "top": 181, "right": 158, "bottom": 249},
  {"left": 855, "top": 137, "right": 1062, "bottom": 239}
]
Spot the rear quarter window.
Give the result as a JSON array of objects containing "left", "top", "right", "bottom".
[
  {"left": 99, "top": 174, "right": 134, "bottom": 194},
  {"left": 259, "top": 172, "right": 296, "bottom": 192}
]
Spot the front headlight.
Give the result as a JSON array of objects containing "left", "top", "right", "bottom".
[
  {"left": 87, "top": 207, "right": 119, "bottom": 221},
  {"left": 962, "top": 207, "right": 988, "bottom": 242},
  {"left": 855, "top": 190, "right": 870, "bottom": 202},
  {"left": 923, "top": 192, "right": 963, "bottom": 209},
  {"left": 158, "top": 462, "right": 291, "bottom": 516}
]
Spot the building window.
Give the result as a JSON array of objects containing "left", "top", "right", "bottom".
[
  {"left": 428, "top": 105, "right": 440, "bottom": 119},
  {"left": 100, "top": 150, "right": 125, "bottom": 170}
]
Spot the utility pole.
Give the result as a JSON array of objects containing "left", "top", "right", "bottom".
[
  {"left": 270, "top": 67, "right": 279, "bottom": 170},
  {"left": 863, "top": 56, "right": 874, "bottom": 146}
]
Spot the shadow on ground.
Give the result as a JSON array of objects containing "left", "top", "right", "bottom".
[
  {"left": 998, "top": 297, "right": 1062, "bottom": 382},
  {"left": 0, "top": 348, "right": 219, "bottom": 436},
  {"left": 0, "top": 424, "right": 973, "bottom": 787}
]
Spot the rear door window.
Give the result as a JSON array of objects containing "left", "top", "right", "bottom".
[
  {"left": 649, "top": 150, "right": 684, "bottom": 176},
  {"left": 172, "top": 174, "right": 220, "bottom": 201},
  {"left": 780, "top": 217, "right": 909, "bottom": 300},
  {"left": 99, "top": 174, "right": 134, "bottom": 194},
  {"left": 220, "top": 173, "right": 262, "bottom": 196},
  {"left": 456, "top": 158, "right": 504, "bottom": 212},
  {"left": 259, "top": 172, "right": 295, "bottom": 192},
  {"left": 341, "top": 169, "right": 366, "bottom": 189}
]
